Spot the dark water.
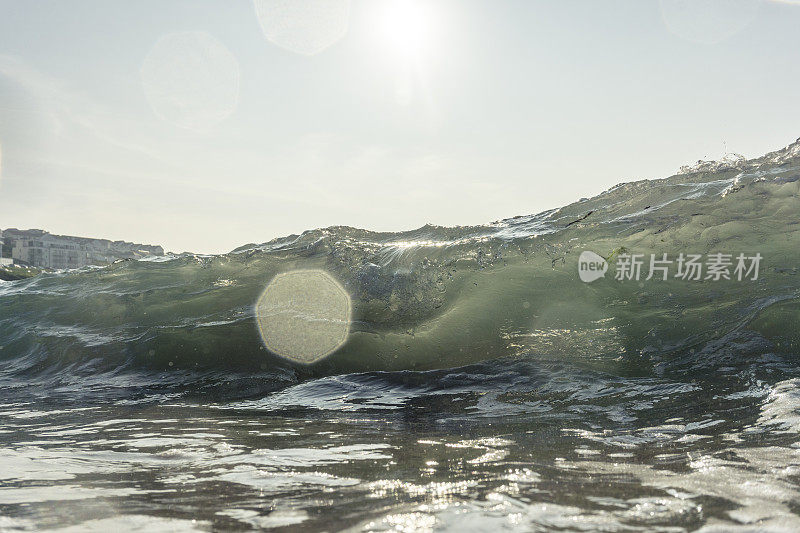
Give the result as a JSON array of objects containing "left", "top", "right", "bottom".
[
  {"left": 1, "top": 140, "right": 800, "bottom": 531},
  {"left": 2, "top": 348, "right": 800, "bottom": 531}
]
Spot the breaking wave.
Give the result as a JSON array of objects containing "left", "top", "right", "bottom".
[{"left": 1, "top": 138, "right": 799, "bottom": 389}]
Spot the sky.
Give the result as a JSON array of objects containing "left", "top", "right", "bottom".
[{"left": 0, "top": 0, "right": 799, "bottom": 254}]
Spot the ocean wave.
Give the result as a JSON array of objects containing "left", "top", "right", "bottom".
[{"left": 1, "top": 139, "right": 799, "bottom": 384}]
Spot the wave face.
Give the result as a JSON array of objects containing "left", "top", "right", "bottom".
[{"left": 1, "top": 140, "right": 799, "bottom": 383}]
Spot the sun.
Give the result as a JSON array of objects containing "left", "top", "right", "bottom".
[{"left": 375, "top": 0, "right": 436, "bottom": 60}]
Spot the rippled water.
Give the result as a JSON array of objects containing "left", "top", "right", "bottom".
[
  {"left": 2, "top": 349, "right": 800, "bottom": 531},
  {"left": 2, "top": 140, "right": 800, "bottom": 530}
]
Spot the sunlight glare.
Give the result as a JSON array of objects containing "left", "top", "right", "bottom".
[{"left": 376, "top": 0, "right": 436, "bottom": 60}]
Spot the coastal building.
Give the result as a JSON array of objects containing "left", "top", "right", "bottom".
[{"left": 0, "top": 228, "right": 164, "bottom": 270}]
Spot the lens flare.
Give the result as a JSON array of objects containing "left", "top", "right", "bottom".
[
  {"left": 254, "top": 0, "right": 351, "bottom": 56},
  {"left": 255, "top": 270, "right": 351, "bottom": 364},
  {"left": 659, "top": 0, "right": 761, "bottom": 45},
  {"left": 140, "top": 31, "right": 240, "bottom": 130}
]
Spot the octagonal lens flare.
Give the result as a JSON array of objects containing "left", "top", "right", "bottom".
[
  {"left": 255, "top": 270, "right": 351, "bottom": 364},
  {"left": 253, "top": 0, "right": 351, "bottom": 56},
  {"left": 140, "top": 31, "right": 240, "bottom": 130},
  {"left": 659, "top": 0, "right": 760, "bottom": 44}
]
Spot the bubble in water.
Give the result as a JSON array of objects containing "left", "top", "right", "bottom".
[
  {"left": 253, "top": 0, "right": 351, "bottom": 55},
  {"left": 140, "top": 31, "right": 240, "bottom": 129},
  {"left": 255, "top": 270, "right": 351, "bottom": 364},
  {"left": 659, "top": 0, "right": 761, "bottom": 44}
]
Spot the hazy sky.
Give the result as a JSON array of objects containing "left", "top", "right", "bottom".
[{"left": 1, "top": 0, "right": 799, "bottom": 253}]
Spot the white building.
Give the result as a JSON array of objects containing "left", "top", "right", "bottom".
[{"left": 1, "top": 228, "right": 164, "bottom": 270}]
